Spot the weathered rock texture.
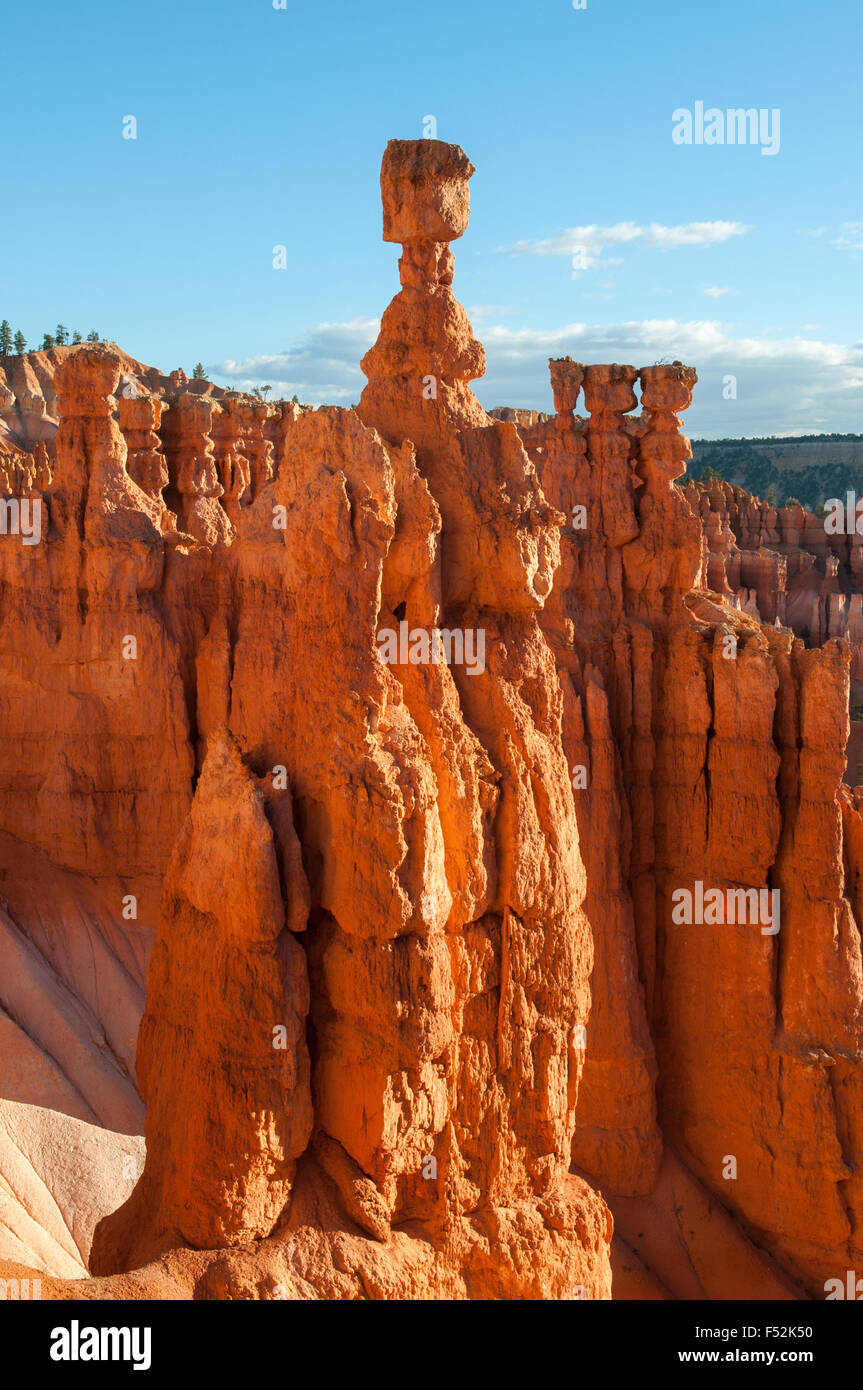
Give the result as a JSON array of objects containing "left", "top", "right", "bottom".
[
  {"left": 1, "top": 140, "right": 861, "bottom": 1302},
  {"left": 685, "top": 478, "right": 863, "bottom": 708},
  {"left": 509, "top": 361, "right": 863, "bottom": 1298}
]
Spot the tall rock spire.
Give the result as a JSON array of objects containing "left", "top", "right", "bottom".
[{"left": 358, "top": 139, "right": 487, "bottom": 448}]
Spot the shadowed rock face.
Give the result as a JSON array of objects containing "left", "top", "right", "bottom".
[
  {"left": 683, "top": 476, "right": 863, "bottom": 710},
  {"left": 0, "top": 140, "right": 861, "bottom": 1302}
]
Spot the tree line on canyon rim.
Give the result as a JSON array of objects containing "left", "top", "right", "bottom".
[
  {"left": 0, "top": 321, "right": 103, "bottom": 353},
  {"left": 688, "top": 434, "right": 863, "bottom": 511}
]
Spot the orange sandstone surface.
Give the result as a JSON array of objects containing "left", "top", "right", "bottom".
[{"left": 0, "top": 140, "right": 860, "bottom": 1301}]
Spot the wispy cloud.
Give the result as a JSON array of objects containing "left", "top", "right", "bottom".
[
  {"left": 474, "top": 319, "right": 863, "bottom": 436},
  {"left": 214, "top": 317, "right": 379, "bottom": 402},
  {"left": 834, "top": 223, "right": 863, "bottom": 252},
  {"left": 497, "top": 220, "right": 750, "bottom": 276},
  {"left": 467, "top": 304, "right": 511, "bottom": 319},
  {"left": 705, "top": 286, "right": 731, "bottom": 298}
]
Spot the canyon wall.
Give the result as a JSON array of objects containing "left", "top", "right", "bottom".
[
  {"left": 511, "top": 368, "right": 863, "bottom": 1297},
  {"left": 686, "top": 478, "right": 863, "bottom": 781},
  {"left": 684, "top": 479, "right": 863, "bottom": 684}
]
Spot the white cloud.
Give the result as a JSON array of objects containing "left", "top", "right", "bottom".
[
  {"left": 214, "top": 317, "right": 379, "bottom": 403},
  {"left": 472, "top": 319, "right": 863, "bottom": 436},
  {"left": 640, "top": 222, "right": 748, "bottom": 249},
  {"left": 498, "top": 220, "right": 750, "bottom": 275},
  {"left": 705, "top": 286, "right": 730, "bottom": 298}
]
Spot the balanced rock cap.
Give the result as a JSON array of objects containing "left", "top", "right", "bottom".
[{"left": 381, "top": 138, "right": 476, "bottom": 244}]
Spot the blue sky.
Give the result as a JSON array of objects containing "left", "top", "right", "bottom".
[{"left": 3, "top": 0, "right": 861, "bottom": 437}]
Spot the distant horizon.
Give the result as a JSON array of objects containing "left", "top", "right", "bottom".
[{"left": 4, "top": 332, "right": 863, "bottom": 447}]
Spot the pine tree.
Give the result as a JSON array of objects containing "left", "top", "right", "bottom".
[
  {"left": 86, "top": 330, "right": 100, "bottom": 342},
  {"left": 41, "top": 333, "right": 56, "bottom": 349},
  {"left": 13, "top": 331, "right": 26, "bottom": 355},
  {"left": 0, "top": 321, "right": 12, "bottom": 354},
  {"left": 192, "top": 362, "right": 206, "bottom": 379},
  {"left": 55, "top": 324, "right": 68, "bottom": 346},
  {"left": 71, "top": 330, "right": 82, "bottom": 344}
]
